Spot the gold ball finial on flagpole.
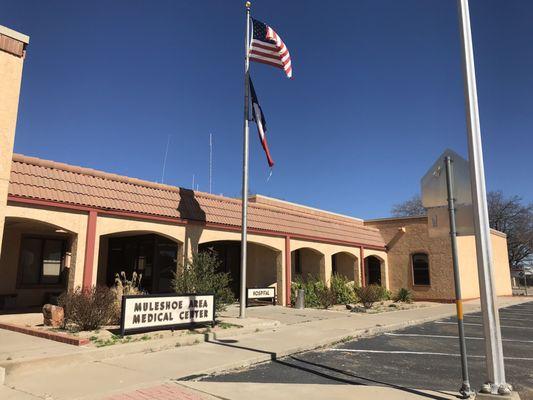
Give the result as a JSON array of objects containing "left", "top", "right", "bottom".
[{"left": 245, "top": 1, "right": 251, "bottom": 9}]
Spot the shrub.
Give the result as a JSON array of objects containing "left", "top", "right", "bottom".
[
  {"left": 316, "top": 285, "right": 336, "bottom": 309},
  {"left": 172, "top": 250, "right": 235, "bottom": 313},
  {"left": 330, "top": 274, "right": 357, "bottom": 305},
  {"left": 373, "top": 285, "right": 392, "bottom": 301},
  {"left": 356, "top": 284, "right": 383, "bottom": 308},
  {"left": 291, "top": 275, "right": 337, "bottom": 309},
  {"left": 394, "top": 288, "right": 413, "bottom": 303},
  {"left": 58, "top": 286, "right": 117, "bottom": 331}
]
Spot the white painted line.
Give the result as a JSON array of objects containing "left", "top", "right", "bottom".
[
  {"left": 384, "top": 332, "right": 533, "bottom": 344},
  {"left": 435, "top": 321, "right": 533, "bottom": 330},
  {"left": 464, "top": 315, "right": 528, "bottom": 322},
  {"left": 327, "top": 348, "right": 533, "bottom": 361},
  {"left": 498, "top": 312, "right": 533, "bottom": 317}
]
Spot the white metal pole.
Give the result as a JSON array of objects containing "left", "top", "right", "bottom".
[
  {"left": 457, "top": 0, "right": 510, "bottom": 395},
  {"left": 239, "top": 1, "right": 251, "bottom": 318}
]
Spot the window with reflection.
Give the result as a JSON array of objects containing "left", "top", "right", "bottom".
[
  {"left": 19, "top": 237, "right": 65, "bottom": 286},
  {"left": 412, "top": 253, "right": 430, "bottom": 286}
]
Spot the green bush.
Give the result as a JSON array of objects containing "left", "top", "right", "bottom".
[
  {"left": 374, "top": 285, "right": 392, "bottom": 301},
  {"left": 291, "top": 275, "right": 343, "bottom": 309},
  {"left": 330, "top": 274, "right": 357, "bottom": 305},
  {"left": 316, "top": 285, "right": 336, "bottom": 309},
  {"left": 290, "top": 275, "right": 324, "bottom": 308},
  {"left": 58, "top": 286, "right": 117, "bottom": 331},
  {"left": 172, "top": 250, "right": 235, "bottom": 313},
  {"left": 356, "top": 284, "right": 383, "bottom": 308},
  {"left": 394, "top": 288, "right": 413, "bottom": 303}
]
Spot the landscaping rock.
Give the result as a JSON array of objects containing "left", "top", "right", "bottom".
[{"left": 42, "top": 304, "right": 64, "bottom": 327}]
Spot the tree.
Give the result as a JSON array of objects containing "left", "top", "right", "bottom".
[
  {"left": 172, "top": 250, "right": 235, "bottom": 313},
  {"left": 391, "top": 195, "right": 426, "bottom": 217},
  {"left": 487, "top": 191, "right": 533, "bottom": 269}
]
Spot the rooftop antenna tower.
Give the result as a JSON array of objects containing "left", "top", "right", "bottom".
[{"left": 160, "top": 134, "right": 171, "bottom": 184}]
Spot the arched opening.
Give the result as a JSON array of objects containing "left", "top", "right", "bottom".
[
  {"left": 0, "top": 217, "right": 77, "bottom": 309},
  {"left": 97, "top": 232, "right": 181, "bottom": 293},
  {"left": 331, "top": 252, "right": 358, "bottom": 283},
  {"left": 291, "top": 247, "right": 325, "bottom": 282},
  {"left": 365, "top": 255, "right": 383, "bottom": 286},
  {"left": 198, "top": 240, "right": 281, "bottom": 300}
]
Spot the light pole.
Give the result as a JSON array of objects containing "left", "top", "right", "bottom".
[{"left": 457, "top": 0, "right": 511, "bottom": 395}]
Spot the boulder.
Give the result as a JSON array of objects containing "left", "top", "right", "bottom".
[{"left": 42, "top": 304, "right": 64, "bottom": 327}]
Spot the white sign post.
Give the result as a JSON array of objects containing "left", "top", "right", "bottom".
[{"left": 120, "top": 294, "right": 215, "bottom": 336}]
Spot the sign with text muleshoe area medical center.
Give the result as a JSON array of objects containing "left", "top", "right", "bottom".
[{"left": 120, "top": 294, "right": 215, "bottom": 334}]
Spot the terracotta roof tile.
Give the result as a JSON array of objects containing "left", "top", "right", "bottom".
[{"left": 8, "top": 154, "right": 385, "bottom": 248}]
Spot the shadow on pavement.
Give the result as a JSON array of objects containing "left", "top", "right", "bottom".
[{"left": 201, "top": 337, "right": 459, "bottom": 400}]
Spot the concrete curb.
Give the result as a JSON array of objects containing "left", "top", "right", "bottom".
[
  {"left": 2, "top": 298, "right": 531, "bottom": 384},
  {"left": 0, "top": 322, "right": 90, "bottom": 346},
  {"left": 0, "top": 320, "right": 281, "bottom": 381},
  {"left": 176, "top": 298, "right": 533, "bottom": 380}
]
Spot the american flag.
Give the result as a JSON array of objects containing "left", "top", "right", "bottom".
[{"left": 249, "top": 18, "right": 292, "bottom": 79}]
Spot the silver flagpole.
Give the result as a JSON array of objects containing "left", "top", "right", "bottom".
[
  {"left": 239, "top": 1, "right": 251, "bottom": 318},
  {"left": 457, "top": 0, "right": 511, "bottom": 395}
]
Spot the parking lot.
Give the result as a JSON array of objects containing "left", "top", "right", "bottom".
[{"left": 202, "top": 301, "right": 533, "bottom": 399}]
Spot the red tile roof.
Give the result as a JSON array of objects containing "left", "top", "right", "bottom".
[{"left": 8, "top": 154, "right": 385, "bottom": 248}]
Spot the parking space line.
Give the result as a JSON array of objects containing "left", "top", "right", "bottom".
[
  {"left": 327, "top": 349, "right": 533, "bottom": 361},
  {"left": 435, "top": 321, "right": 533, "bottom": 330},
  {"left": 384, "top": 332, "right": 533, "bottom": 344},
  {"left": 465, "top": 315, "right": 528, "bottom": 322},
  {"left": 498, "top": 312, "right": 533, "bottom": 317}
]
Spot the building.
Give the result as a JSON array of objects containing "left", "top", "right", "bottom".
[{"left": 0, "top": 25, "right": 512, "bottom": 310}]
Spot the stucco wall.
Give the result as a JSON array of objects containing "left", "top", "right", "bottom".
[
  {"left": 0, "top": 34, "right": 27, "bottom": 261},
  {"left": 457, "top": 232, "right": 512, "bottom": 299}
]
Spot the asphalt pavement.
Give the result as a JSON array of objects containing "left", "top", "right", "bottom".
[{"left": 201, "top": 301, "right": 533, "bottom": 399}]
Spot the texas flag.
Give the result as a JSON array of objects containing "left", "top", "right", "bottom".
[{"left": 249, "top": 77, "right": 274, "bottom": 168}]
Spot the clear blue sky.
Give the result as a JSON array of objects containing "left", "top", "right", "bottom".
[{"left": 3, "top": 0, "right": 532, "bottom": 219}]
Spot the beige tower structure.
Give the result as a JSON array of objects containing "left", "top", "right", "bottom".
[{"left": 0, "top": 25, "right": 29, "bottom": 256}]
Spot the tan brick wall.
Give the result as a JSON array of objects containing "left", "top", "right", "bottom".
[
  {"left": 367, "top": 217, "right": 512, "bottom": 301},
  {"left": 367, "top": 218, "right": 454, "bottom": 300}
]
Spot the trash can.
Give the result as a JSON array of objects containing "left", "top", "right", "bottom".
[{"left": 295, "top": 289, "right": 305, "bottom": 309}]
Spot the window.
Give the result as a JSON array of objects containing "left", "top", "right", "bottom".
[
  {"left": 412, "top": 253, "right": 430, "bottom": 286},
  {"left": 19, "top": 237, "right": 66, "bottom": 286}
]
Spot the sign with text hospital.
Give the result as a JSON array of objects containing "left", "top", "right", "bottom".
[
  {"left": 246, "top": 287, "right": 276, "bottom": 306},
  {"left": 120, "top": 294, "right": 215, "bottom": 335}
]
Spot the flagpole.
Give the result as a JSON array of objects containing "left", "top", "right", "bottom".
[{"left": 239, "top": 1, "right": 251, "bottom": 319}]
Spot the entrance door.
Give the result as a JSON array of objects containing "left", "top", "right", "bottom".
[{"left": 107, "top": 234, "right": 178, "bottom": 293}]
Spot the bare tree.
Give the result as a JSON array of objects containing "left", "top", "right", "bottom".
[
  {"left": 391, "top": 194, "right": 426, "bottom": 217},
  {"left": 487, "top": 191, "right": 533, "bottom": 269}
]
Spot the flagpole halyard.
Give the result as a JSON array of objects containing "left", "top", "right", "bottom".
[{"left": 239, "top": 1, "right": 251, "bottom": 319}]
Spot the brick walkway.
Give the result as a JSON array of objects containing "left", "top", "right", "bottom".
[{"left": 105, "top": 383, "right": 209, "bottom": 400}]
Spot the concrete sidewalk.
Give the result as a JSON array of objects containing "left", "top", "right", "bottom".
[{"left": 2, "top": 297, "right": 531, "bottom": 400}]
